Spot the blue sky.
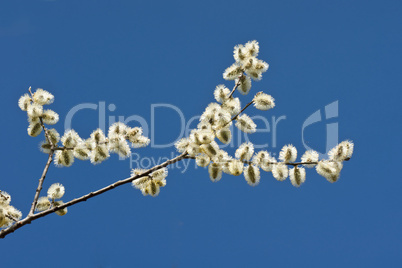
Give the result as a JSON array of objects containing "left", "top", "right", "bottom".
[{"left": 1, "top": 0, "right": 401, "bottom": 267}]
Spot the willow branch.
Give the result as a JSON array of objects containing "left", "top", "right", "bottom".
[{"left": 0, "top": 151, "right": 188, "bottom": 239}]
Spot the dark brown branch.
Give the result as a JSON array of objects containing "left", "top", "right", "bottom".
[{"left": 0, "top": 152, "right": 188, "bottom": 239}]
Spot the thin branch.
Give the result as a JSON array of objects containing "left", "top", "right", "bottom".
[
  {"left": 0, "top": 152, "right": 188, "bottom": 239},
  {"left": 28, "top": 153, "right": 54, "bottom": 216},
  {"left": 228, "top": 73, "right": 244, "bottom": 99},
  {"left": 230, "top": 100, "right": 254, "bottom": 122},
  {"left": 5, "top": 214, "right": 19, "bottom": 223}
]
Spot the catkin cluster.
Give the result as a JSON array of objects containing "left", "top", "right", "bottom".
[
  {"left": 15, "top": 88, "right": 151, "bottom": 220},
  {"left": 18, "top": 88, "right": 150, "bottom": 167},
  {"left": 35, "top": 183, "right": 68, "bottom": 216},
  {"left": 0, "top": 191, "right": 22, "bottom": 228},
  {"left": 131, "top": 168, "right": 168, "bottom": 197},
  {"left": 173, "top": 40, "right": 354, "bottom": 189}
]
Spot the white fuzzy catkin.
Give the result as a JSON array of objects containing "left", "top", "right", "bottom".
[
  {"left": 41, "top": 109, "right": 59, "bottom": 125},
  {"left": 27, "top": 103, "right": 43, "bottom": 118},
  {"left": 186, "top": 143, "right": 201, "bottom": 157},
  {"left": 28, "top": 122, "right": 42, "bottom": 137},
  {"left": 212, "top": 109, "right": 232, "bottom": 128},
  {"left": 47, "top": 183, "right": 65, "bottom": 199},
  {"left": 61, "top": 130, "right": 81, "bottom": 148},
  {"left": 18, "top": 94, "right": 32, "bottom": 111},
  {"left": 252, "top": 151, "right": 267, "bottom": 166},
  {"left": 148, "top": 181, "right": 160, "bottom": 197},
  {"left": 108, "top": 136, "right": 131, "bottom": 158},
  {"left": 235, "top": 142, "right": 254, "bottom": 161},
  {"left": 0, "top": 191, "right": 11, "bottom": 206},
  {"left": 108, "top": 122, "right": 128, "bottom": 137},
  {"left": 208, "top": 163, "right": 222, "bottom": 182},
  {"left": 214, "top": 85, "right": 230, "bottom": 103},
  {"left": 39, "top": 141, "right": 51, "bottom": 154},
  {"left": 212, "top": 150, "right": 231, "bottom": 166},
  {"left": 341, "top": 140, "right": 354, "bottom": 159},
  {"left": 272, "top": 163, "right": 289, "bottom": 181},
  {"left": 90, "top": 129, "right": 107, "bottom": 144},
  {"left": 236, "top": 75, "right": 252, "bottom": 95},
  {"left": 190, "top": 129, "right": 214, "bottom": 145},
  {"left": 279, "top": 144, "right": 297, "bottom": 163},
  {"left": 235, "top": 114, "right": 256, "bottom": 133},
  {"left": 131, "top": 168, "right": 167, "bottom": 197},
  {"left": 301, "top": 150, "right": 319, "bottom": 168},
  {"left": 328, "top": 140, "right": 354, "bottom": 161},
  {"left": 54, "top": 201, "right": 67, "bottom": 216},
  {"left": 260, "top": 156, "right": 277, "bottom": 172},
  {"left": 289, "top": 167, "right": 306, "bottom": 187},
  {"left": 244, "top": 165, "right": 260, "bottom": 186},
  {"left": 228, "top": 160, "right": 244, "bottom": 176},
  {"left": 196, "top": 154, "right": 210, "bottom": 167},
  {"left": 245, "top": 40, "right": 260, "bottom": 58},
  {"left": 54, "top": 150, "right": 74, "bottom": 167},
  {"left": 175, "top": 138, "right": 190, "bottom": 153},
  {"left": 223, "top": 63, "right": 243, "bottom": 80},
  {"left": 47, "top": 128, "right": 60, "bottom": 145},
  {"left": 316, "top": 161, "right": 343, "bottom": 183},
  {"left": 222, "top": 97, "right": 241, "bottom": 116},
  {"left": 200, "top": 141, "right": 220, "bottom": 158},
  {"left": 90, "top": 144, "right": 110, "bottom": 164},
  {"left": 150, "top": 168, "right": 168, "bottom": 181},
  {"left": 1, "top": 206, "right": 22, "bottom": 227},
  {"left": 253, "top": 92, "right": 275, "bottom": 111},
  {"left": 126, "top": 127, "right": 143, "bottom": 143},
  {"left": 73, "top": 143, "right": 91, "bottom": 160},
  {"left": 35, "top": 197, "right": 51, "bottom": 212},
  {"left": 32, "top": 88, "right": 54, "bottom": 105},
  {"left": 200, "top": 103, "right": 221, "bottom": 122},
  {"left": 131, "top": 136, "right": 150, "bottom": 148},
  {"left": 216, "top": 128, "right": 232, "bottom": 144},
  {"left": 233, "top": 44, "right": 248, "bottom": 63}
]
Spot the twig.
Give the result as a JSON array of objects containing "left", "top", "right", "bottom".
[
  {"left": 28, "top": 153, "right": 54, "bottom": 216},
  {"left": 5, "top": 214, "right": 19, "bottom": 223},
  {"left": 230, "top": 100, "right": 254, "bottom": 122},
  {"left": 228, "top": 74, "right": 244, "bottom": 99},
  {"left": 0, "top": 152, "right": 188, "bottom": 239}
]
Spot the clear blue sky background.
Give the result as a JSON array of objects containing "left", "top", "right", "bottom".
[{"left": 1, "top": 0, "right": 401, "bottom": 267}]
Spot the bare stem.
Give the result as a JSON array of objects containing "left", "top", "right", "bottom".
[
  {"left": 0, "top": 152, "right": 188, "bottom": 239},
  {"left": 28, "top": 153, "right": 54, "bottom": 216}
]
